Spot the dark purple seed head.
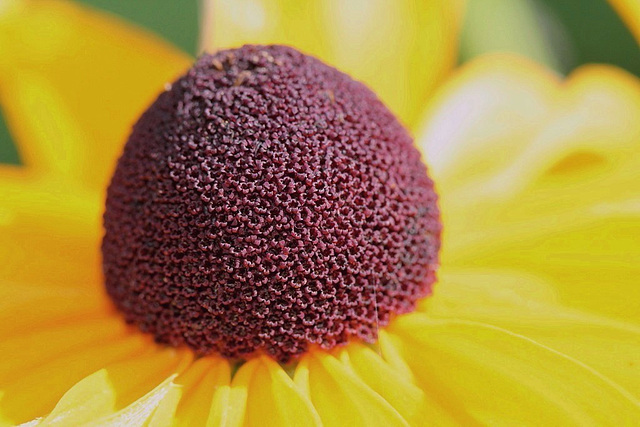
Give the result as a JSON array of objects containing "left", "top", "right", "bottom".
[{"left": 102, "top": 45, "right": 441, "bottom": 363}]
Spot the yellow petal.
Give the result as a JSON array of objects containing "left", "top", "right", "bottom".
[
  {"left": 147, "top": 385, "right": 182, "bottom": 427},
  {"left": 20, "top": 348, "right": 192, "bottom": 426},
  {"left": 0, "top": 315, "right": 127, "bottom": 383},
  {"left": 423, "top": 269, "right": 640, "bottom": 397},
  {"left": 0, "top": 334, "right": 148, "bottom": 424},
  {"left": 462, "top": 65, "right": 640, "bottom": 199},
  {"left": 102, "top": 348, "right": 192, "bottom": 410},
  {"left": 0, "top": 169, "right": 102, "bottom": 288},
  {"left": 207, "top": 362, "right": 250, "bottom": 427},
  {"left": 442, "top": 201, "right": 640, "bottom": 323},
  {"left": 342, "top": 343, "right": 456, "bottom": 426},
  {"left": 38, "top": 369, "right": 116, "bottom": 426},
  {"left": 295, "top": 351, "right": 408, "bottom": 427},
  {"left": 0, "top": 283, "right": 110, "bottom": 339},
  {"left": 609, "top": 0, "right": 640, "bottom": 43},
  {"left": 174, "top": 357, "right": 230, "bottom": 427},
  {"left": 420, "top": 57, "right": 640, "bottom": 322},
  {"left": 418, "top": 54, "right": 559, "bottom": 193},
  {"left": 376, "top": 331, "right": 416, "bottom": 385},
  {"left": 388, "top": 313, "right": 640, "bottom": 425},
  {"left": 85, "top": 375, "right": 181, "bottom": 427},
  {"left": 0, "top": 0, "right": 191, "bottom": 191},
  {"left": 203, "top": 0, "right": 464, "bottom": 127},
  {"left": 292, "top": 357, "right": 311, "bottom": 398},
  {"left": 244, "top": 356, "right": 321, "bottom": 427}
]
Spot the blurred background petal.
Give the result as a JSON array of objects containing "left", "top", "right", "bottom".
[
  {"left": 201, "top": 0, "right": 465, "bottom": 128},
  {"left": 608, "top": 0, "right": 640, "bottom": 43},
  {"left": 419, "top": 56, "right": 640, "bottom": 323},
  {"left": 0, "top": 0, "right": 191, "bottom": 191}
]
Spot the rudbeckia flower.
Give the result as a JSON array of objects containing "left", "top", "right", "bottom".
[{"left": 1, "top": 1, "right": 639, "bottom": 426}]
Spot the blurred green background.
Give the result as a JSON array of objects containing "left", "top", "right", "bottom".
[{"left": 1, "top": 0, "right": 638, "bottom": 165}]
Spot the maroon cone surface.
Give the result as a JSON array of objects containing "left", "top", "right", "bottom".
[{"left": 103, "top": 45, "right": 441, "bottom": 362}]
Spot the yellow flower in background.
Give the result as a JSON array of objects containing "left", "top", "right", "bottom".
[{"left": 0, "top": 1, "right": 639, "bottom": 426}]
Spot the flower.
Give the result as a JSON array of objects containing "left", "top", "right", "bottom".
[
  {"left": 102, "top": 44, "right": 443, "bottom": 362},
  {"left": 1, "top": 0, "right": 639, "bottom": 426}
]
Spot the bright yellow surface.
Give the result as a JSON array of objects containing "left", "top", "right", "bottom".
[
  {"left": 297, "top": 352, "right": 408, "bottom": 426},
  {"left": 243, "top": 357, "right": 321, "bottom": 427},
  {"left": 389, "top": 313, "right": 640, "bottom": 425}
]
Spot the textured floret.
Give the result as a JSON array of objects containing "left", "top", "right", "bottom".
[{"left": 102, "top": 45, "right": 441, "bottom": 362}]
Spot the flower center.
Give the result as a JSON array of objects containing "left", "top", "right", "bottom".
[{"left": 102, "top": 45, "right": 441, "bottom": 363}]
